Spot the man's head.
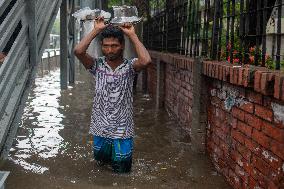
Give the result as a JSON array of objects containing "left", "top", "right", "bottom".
[{"left": 101, "top": 26, "right": 125, "bottom": 61}]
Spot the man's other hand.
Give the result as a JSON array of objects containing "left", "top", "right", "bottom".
[
  {"left": 119, "top": 23, "right": 136, "bottom": 37},
  {"left": 94, "top": 16, "right": 108, "bottom": 32}
]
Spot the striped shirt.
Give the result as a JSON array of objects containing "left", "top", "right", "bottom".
[{"left": 89, "top": 56, "right": 137, "bottom": 139}]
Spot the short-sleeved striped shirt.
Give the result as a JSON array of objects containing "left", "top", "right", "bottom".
[{"left": 89, "top": 56, "right": 137, "bottom": 139}]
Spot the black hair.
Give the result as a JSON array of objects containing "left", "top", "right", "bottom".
[{"left": 101, "top": 25, "right": 124, "bottom": 44}]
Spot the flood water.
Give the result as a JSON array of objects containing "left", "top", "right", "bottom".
[{"left": 0, "top": 59, "right": 231, "bottom": 189}]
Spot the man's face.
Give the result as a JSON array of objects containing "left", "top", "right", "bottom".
[{"left": 101, "top": 37, "right": 124, "bottom": 61}]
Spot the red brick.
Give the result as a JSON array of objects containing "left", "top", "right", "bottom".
[
  {"left": 273, "top": 74, "right": 284, "bottom": 99},
  {"left": 260, "top": 148, "right": 283, "bottom": 170},
  {"left": 218, "top": 64, "right": 223, "bottom": 80},
  {"left": 236, "top": 142, "right": 252, "bottom": 161},
  {"left": 268, "top": 181, "right": 280, "bottom": 189},
  {"left": 254, "top": 70, "right": 262, "bottom": 93},
  {"left": 232, "top": 107, "right": 245, "bottom": 121},
  {"left": 244, "top": 113, "right": 262, "bottom": 130},
  {"left": 204, "top": 62, "right": 208, "bottom": 75},
  {"left": 252, "top": 129, "right": 271, "bottom": 149},
  {"left": 215, "top": 108, "right": 226, "bottom": 121},
  {"left": 246, "top": 90, "right": 263, "bottom": 105},
  {"left": 215, "top": 127, "right": 227, "bottom": 141},
  {"left": 255, "top": 104, "right": 273, "bottom": 122},
  {"left": 228, "top": 168, "right": 242, "bottom": 188},
  {"left": 232, "top": 129, "right": 246, "bottom": 144},
  {"left": 220, "top": 123, "right": 231, "bottom": 135},
  {"left": 219, "top": 139, "right": 230, "bottom": 155},
  {"left": 261, "top": 120, "right": 284, "bottom": 143},
  {"left": 230, "top": 67, "right": 234, "bottom": 84},
  {"left": 243, "top": 67, "right": 254, "bottom": 87},
  {"left": 270, "top": 139, "right": 284, "bottom": 159},
  {"left": 226, "top": 66, "right": 231, "bottom": 82},
  {"left": 239, "top": 102, "right": 254, "bottom": 113},
  {"left": 252, "top": 155, "right": 270, "bottom": 176},
  {"left": 244, "top": 138, "right": 260, "bottom": 155},
  {"left": 263, "top": 96, "right": 272, "bottom": 108},
  {"left": 233, "top": 67, "right": 239, "bottom": 85},
  {"left": 237, "top": 121, "right": 252, "bottom": 137},
  {"left": 212, "top": 133, "right": 220, "bottom": 146},
  {"left": 248, "top": 177, "right": 258, "bottom": 189},
  {"left": 238, "top": 67, "right": 244, "bottom": 86},
  {"left": 260, "top": 73, "right": 275, "bottom": 96}
]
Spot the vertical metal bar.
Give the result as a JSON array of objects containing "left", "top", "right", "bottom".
[
  {"left": 276, "top": 0, "right": 282, "bottom": 70},
  {"left": 69, "top": 0, "right": 75, "bottom": 84},
  {"left": 204, "top": 0, "right": 210, "bottom": 56},
  {"left": 244, "top": 0, "right": 250, "bottom": 64},
  {"left": 239, "top": 0, "right": 244, "bottom": 64},
  {"left": 230, "top": 0, "right": 235, "bottom": 64},
  {"left": 201, "top": 0, "right": 208, "bottom": 56},
  {"left": 195, "top": 0, "right": 200, "bottom": 56},
  {"left": 26, "top": 0, "right": 38, "bottom": 67},
  {"left": 261, "top": 0, "right": 267, "bottom": 67},
  {"left": 255, "top": 0, "right": 261, "bottom": 66},
  {"left": 225, "top": 0, "right": 230, "bottom": 60},
  {"left": 60, "top": 0, "right": 68, "bottom": 89},
  {"left": 186, "top": 0, "right": 192, "bottom": 56},
  {"left": 190, "top": 1, "right": 195, "bottom": 57},
  {"left": 217, "top": 0, "right": 223, "bottom": 60},
  {"left": 211, "top": 0, "right": 220, "bottom": 60}
]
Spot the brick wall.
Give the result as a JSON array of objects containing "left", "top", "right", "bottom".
[
  {"left": 204, "top": 61, "right": 284, "bottom": 189},
  {"left": 146, "top": 51, "right": 284, "bottom": 189},
  {"left": 147, "top": 60, "right": 157, "bottom": 97},
  {"left": 149, "top": 51, "right": 195, "bottom": 129}
]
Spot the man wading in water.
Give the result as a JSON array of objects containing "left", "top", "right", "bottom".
[{"left": 74, "top": 16, "right": 151, "bottom": 173}]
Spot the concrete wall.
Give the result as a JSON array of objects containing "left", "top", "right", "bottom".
[{"left": 145, "top": 50, "right": 284, "bottom": 189}]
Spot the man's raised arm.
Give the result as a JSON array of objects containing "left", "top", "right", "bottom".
[
  {"left": 74, "top": 17, "right": 107, "bottom": 69},
  {"left": 120, "top": 23, "right": 151, "bottom": 71}
]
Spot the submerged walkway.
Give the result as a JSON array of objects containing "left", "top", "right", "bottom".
[{"left": 0, "top": 61, "right": 231, "bottom": 189}]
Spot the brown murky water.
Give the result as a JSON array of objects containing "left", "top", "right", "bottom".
[{"left": 0, "top": 60, "right": 231, "bottom": 189}]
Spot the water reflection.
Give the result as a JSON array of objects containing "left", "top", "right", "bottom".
[{"left": 8, "top": 69, "right": 67, "bottom": 173}]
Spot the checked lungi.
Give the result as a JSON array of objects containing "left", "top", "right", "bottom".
[{"left": 93, "top": 135, "right": 133, "bottom": 173}]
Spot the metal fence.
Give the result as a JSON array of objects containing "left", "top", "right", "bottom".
[
  {"left": 0, "top": 0, "right": 61, "bottom": 157},
  {"left": 143, "top": 0, "right": 284, "bottom": 70}
]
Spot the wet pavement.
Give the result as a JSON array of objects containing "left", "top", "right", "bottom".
[{"left": 0, "top": 60, "right": 231, "bottom": 189}]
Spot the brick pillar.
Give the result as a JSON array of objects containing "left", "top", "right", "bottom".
[
  {"left": 155, "top": 58, "right": 165, "bottom": 109},
  {"left": 191, "top": 58, "right": 208, "bottom": 153}
]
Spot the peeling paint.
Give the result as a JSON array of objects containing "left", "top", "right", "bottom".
[
  {"left": 262, "top": 150, "right": 279, "bottom": 163},
  {"left": 223, "top": 85, "right": 247, "bottom": 111},
  {"left": 234, "top": 176, "right": 239, "bottom": 183},
  {"left": 224, "top": 95, "right": 247, "bottom": 111},
  {"left": 238, "top": 170, "right": 245, "bottom": 176},
  {"left": 237, "top": 160, "right": 243, "bottom": 167},
  {"left": 211, "top": 89, "right": 217, "bottom": 96},
  {"left": 217, "top": 90, "right": 227, "bottom": 100},
  {"left": 224, "top": 95, "right": 235, "bottom": 111},
  {"left": 271, "top": 103, "right": 284, "bottom": 124}
]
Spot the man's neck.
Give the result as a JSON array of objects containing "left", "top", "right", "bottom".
[{"left": 106, "top": 57, "right": 124, "bottom": 71}]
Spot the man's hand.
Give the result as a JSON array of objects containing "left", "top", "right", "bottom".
[
  {"left": 119, "top": 23, "right": 136, "bottom": 37},
  {"left": 93, "top": 16, "right": 108, "bottom": 33}
]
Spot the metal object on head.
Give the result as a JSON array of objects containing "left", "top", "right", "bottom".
[
  {"left": 110, "top": 5, "right": 142, "bottom": 25},
  {"left": 73, "top": 7, "right": 111, "bottom": 22}
]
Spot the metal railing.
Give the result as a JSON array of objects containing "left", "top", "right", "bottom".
[{"left": 143, "top": 0, "right": 284, "bottom": 70}]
